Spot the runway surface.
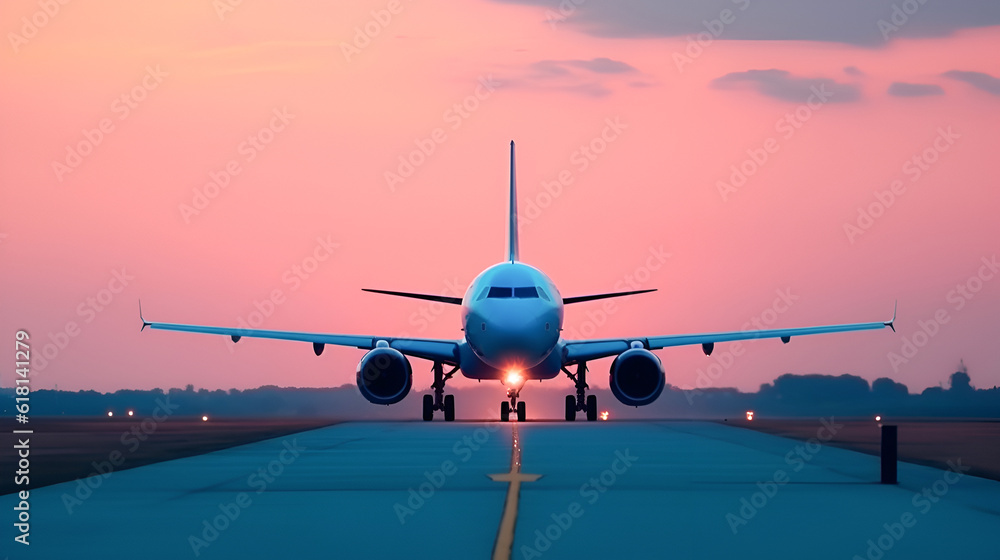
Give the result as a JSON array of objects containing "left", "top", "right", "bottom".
[{"left": 4, "top": 420, "right": 997, "bottom": 559}]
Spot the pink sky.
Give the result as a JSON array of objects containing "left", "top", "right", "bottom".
[{"left": 1, "top": 0, "right": 998, "bottom": 395}]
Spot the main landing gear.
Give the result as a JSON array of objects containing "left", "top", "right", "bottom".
[
  {"left": 564, "top": 363, "right": 597, "bottom": 421},
  {"left": 423, "top": 362, "right": 458, "bottom": 421},
  {"left": 500, "top": 386, "right": 526, "bottom": 422}
]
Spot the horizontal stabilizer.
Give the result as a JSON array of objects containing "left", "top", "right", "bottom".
[
  {"left": 362, "top": 288, "right": 463, "bottom": 305},
  {"left": 563, "top": 289, "right": 656, "bottom": 305}
]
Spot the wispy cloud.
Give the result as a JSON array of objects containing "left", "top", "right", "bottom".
[
  {"left": 504, "top": 57, "right": 642, "bottom": 97},
  {"left": 942, "top": 70, "right": 1000, "bottom": 96},
  {"left": 560, "top": 57, "right": 637, "bottom": 74},
  {"left": 888, "top": 82, "right": 944, "bottom": 97},
  {"left": 711, "top": 69, "right": 861, "bottom": 103}
]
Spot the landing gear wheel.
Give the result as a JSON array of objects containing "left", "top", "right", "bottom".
[
  {"left": 423, "top": 394, "right": 434, "bottom": 421},
  {"left": 444, "top": 394, "right": 455, "bottom": 422},
  {"left": 517, "top": 401, "right": 526, "bottom": 422},
  {"left": 501, "top": 401, "right": 510, "bottom": 422},
  {"left": 563, "top": 362, "right": 593, "bottom": 422},
  {"left": 586, "top": 395, "right": 597, "bottom": 422},
  {"left": 424, "top": 362, "right": 458, "bottom": 421}
]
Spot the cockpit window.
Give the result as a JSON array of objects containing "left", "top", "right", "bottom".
[
  {"left": 513, "top": 286, "right": 538, "bottom": 298},
  {"left": 486, "top": 286, "right": 541, "bottom": 299},
  {"left": 488, "top": 286, "right": 513, "bottom": 298},
  {"left": 536, "top": 287, "right": 550, "bottom": 301},
  {"left": 476, "top": 285, "right": 491, "bottom": 301}
]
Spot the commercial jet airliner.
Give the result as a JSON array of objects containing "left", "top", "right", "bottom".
[{"left": 142, "top": 141, "right": 895, "bottom": 422}]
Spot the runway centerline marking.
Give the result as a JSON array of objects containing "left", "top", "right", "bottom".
[{"left": 488, "top": 422, "right": 541, "bottom": 560}]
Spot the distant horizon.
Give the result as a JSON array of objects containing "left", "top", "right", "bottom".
[
  {"left": 6, "top": 359, "right": 986, "bottom": 395},
  {"left": 5, "top": 369, "right": 996, "bottom": 421}
]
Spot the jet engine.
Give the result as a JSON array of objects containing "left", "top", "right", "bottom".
[
  {"left": 609, "top": 347, "right": 665, "bottom": 406},
  {"left": 356, "top": 345, "right": 412, "bottom": 405}
]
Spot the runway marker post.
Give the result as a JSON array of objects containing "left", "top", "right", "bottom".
[{"left": 881, "top": 425, "right": 897, "bottom": 484}]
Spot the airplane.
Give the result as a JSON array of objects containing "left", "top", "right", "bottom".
[{"left": 141, "top": 141, "right": 896, "bottom": 422}]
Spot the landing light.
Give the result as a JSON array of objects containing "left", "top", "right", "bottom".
[
  {"left": 202, "top": 415, "right": 209, "bottom": 422},
  {"left": 746, "top": 410, "right": 754, "bottom": 421},
  {"left": 107, "top": 411, "right": 113, "bottom": 417},
  {"left": 505, "top": 371, "right": 523, "bottom": 386},
  {"left": 127, "top": 410, "right": 134, "bottom": 417},
  {"left": 600, "top": 411, "right": 609, "bottom": 421},
  {"left": 875, "top": 415, "right": 882, "bottom": 423}
]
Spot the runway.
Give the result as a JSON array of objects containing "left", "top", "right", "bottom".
[{"left": 4, "top": 420, "right": 997, "bottom": 559}]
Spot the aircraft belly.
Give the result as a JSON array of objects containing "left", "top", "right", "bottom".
[{"left": 457, "top": 340, "right": 562, "bottom": 380}]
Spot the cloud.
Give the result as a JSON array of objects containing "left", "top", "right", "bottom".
[
  {"left": 563, "top": 57, "right": 638, "bottom": 74},
  {"left": 533, "top": 57, "right": 637, "bottom": 76},
  {"left": 504, "top": 57, "right": 641, "bottom": 97},
  {"left": 496, "top": 0, "right": 1000, "bottom": 46},
  {"left": 530, "top": 60, "right": 573, "bottom": 77},
  {"left": 942, "top": 70, "right": 1000, "bottom": 96},
  {"left": 710, "top": 69, "right": 861, "bottom": 103},
  {"left": 888, "top": 82, "right": 944, "bottom": 97},
  {"left": 843, "top": 66, "right": 864, "bottom": 76}
]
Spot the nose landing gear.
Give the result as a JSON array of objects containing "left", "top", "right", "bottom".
[
  {"left": 422, "top": 362, "right": 458, "bottom": 421},
  {"left": 563, "top": 363, "right": 597, "bottom": 421},
  {"left": 501, "top": 388, "right": 526, "bottom": 422}
]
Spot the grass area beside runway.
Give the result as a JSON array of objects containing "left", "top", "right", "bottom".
[
  {"left": 0, "top": 416, "right": 338, "bottom": 495},
  {"left": 731, "top": 418, "right": 1000, "bottom": 481}
]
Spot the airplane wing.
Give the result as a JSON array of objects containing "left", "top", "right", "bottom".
[
  {"left": 140, "top": 305, "right": 460, "bottom": 365},
  {"left": 563, "top": 289, "right": 656, "bottom": 304},
  {"left": 562, "top": 304, "right": 896, "bottom": 364},
  {"left": 361, "top": 288, "right": 463, "bottom": 305}
]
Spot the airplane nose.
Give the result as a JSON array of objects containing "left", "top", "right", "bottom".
[{"left": 471, "top": 314, "right": 556, "bottom": 369}]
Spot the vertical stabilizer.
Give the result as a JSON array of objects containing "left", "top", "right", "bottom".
[{"left": 507, "top": 141, "right": 519, "bottom": 262}]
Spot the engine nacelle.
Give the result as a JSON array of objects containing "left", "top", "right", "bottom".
[
  {"left": 356, "top": 345, "right": 412, "bottom": 405},
  {"left": 609, "top": 347, "right": 665, "bottom": 406}
]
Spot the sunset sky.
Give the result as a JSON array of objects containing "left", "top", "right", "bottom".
[{"left": 1, "top": 0, "right": 998, "bottom": 396}]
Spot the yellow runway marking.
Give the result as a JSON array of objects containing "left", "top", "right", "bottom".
[{"left": 489, "top": 422, "right": 541, "bottom": 560}]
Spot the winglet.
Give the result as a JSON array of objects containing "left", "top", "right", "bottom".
[
  {"left": 507, "top": 140, "right": 519, "bottom": 263},
  {"left": 884, "top": 300, "right": 897, "bottom": 332},
  {"left": 139, "top": 299, "right": 151, "bottom": 332}
]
